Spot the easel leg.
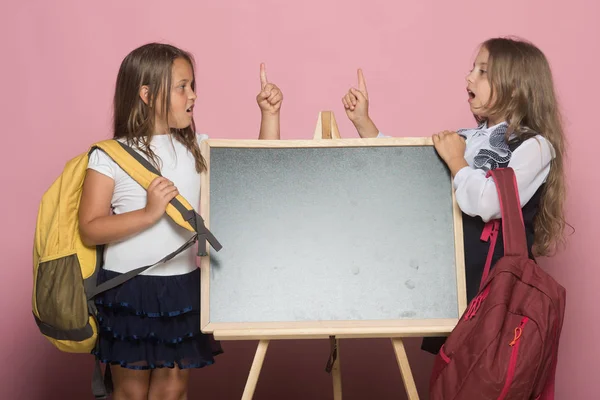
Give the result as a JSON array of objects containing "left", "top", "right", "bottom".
[
  {"left": 391, "top": 338, "right": 420, "bottom": 400},
  {"left": 332, "top": 339, "right": 342, "bottom": 400},
  {"left": 242, "top": 340, "right": 270, "bottom": 400}
]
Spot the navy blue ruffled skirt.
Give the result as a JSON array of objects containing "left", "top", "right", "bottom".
[{"left": 93, "top": 268, "right": 223, "bottom": 370}]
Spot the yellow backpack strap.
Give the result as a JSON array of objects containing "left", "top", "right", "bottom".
[{"left": 92, "top": 140, "right": 222, "bottom": 256}]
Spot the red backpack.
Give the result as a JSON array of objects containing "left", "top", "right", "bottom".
[{"left": 429, "top": 168, "right": 566, "bottom": 400}]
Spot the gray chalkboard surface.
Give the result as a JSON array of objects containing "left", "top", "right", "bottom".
[{"left": 199, "top": 138, "right": 465, "bottom": 340}]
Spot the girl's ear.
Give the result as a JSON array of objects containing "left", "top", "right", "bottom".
[{"left": 139, "top": 85, "right": 150, "bottom": 105}]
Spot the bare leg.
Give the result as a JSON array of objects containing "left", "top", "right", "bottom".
[
  {"left": 148, "top": 365, "right": 190, "bottom": 400},
  {"left": 111, "top": 366, "right": 151, "bottom": 400}
]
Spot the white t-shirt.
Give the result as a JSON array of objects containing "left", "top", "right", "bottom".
[{"left": 87, "top": 133, "right": 208, "bottom": 276}]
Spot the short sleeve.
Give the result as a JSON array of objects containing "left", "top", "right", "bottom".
[
  {"left": 197, "top": 133, "right": 209, "bottom": 145},
  {"left": 87, "top": 149, "right": 118, "bottom": 180}
]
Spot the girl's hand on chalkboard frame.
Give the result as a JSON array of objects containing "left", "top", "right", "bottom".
[{"left": 432, "top": 131, "right": 469, "bottom": 176}]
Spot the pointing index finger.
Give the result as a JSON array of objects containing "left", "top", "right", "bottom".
[
  {"left": 357, "top": 68, "right": 367, "bottom": 93},
  {"left": 260, "top": 63, "right": 268, "bottom": 89}
]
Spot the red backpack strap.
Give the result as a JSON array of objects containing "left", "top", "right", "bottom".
[
  {"left": 487, "top": 168, "right": 528, "bottom": 257},
  {"left": 479, "top": 220, "right": 500, "bottom": 289}
]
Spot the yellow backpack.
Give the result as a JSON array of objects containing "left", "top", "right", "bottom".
[{"left": 33, "top": 139, "right": 221, "bottom": 397}]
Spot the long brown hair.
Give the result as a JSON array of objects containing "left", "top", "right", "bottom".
[
  {"left": 113, "top": 43, "right": 206, "bottom": 172},
  {"left": 478, "top": 37, "right": 568, "bottom": 256}
]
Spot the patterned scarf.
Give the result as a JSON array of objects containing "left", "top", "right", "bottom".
[{"left": 457, "top": 123, "right": 511, "bottom": 172}]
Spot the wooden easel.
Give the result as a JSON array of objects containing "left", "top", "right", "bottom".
[{"left": 239, "top": 111, "right": 420, "bottom": 400}]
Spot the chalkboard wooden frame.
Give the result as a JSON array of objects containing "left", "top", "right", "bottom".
[{"left": 199, "top": 137, "right": 466, "bottom": 340}]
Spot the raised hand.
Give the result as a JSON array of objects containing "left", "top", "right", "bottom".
[
  {"left": 342, "top": 69, "right": 369, "bottom": 123},
  {"left": 256, "top": 63, "right": 283, "bottom": 115},
  {"left": 342, "top": 69, "right": 379, "bottom": 138}
]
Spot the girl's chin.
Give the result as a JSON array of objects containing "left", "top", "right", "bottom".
[{"left": 169, "top": 120, "right": 193, "bottom": 130}]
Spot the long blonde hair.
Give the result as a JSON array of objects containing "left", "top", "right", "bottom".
[
  {"left": 478, "top": 37, "right": 567, "bottom": 256},
  {"left": 113, "top": 43, "right": 206, "bottom": 173}
]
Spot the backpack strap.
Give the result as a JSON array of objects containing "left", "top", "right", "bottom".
[
  {"left": 92, "top": 140, "right": 222, "bottom": 256},
  {"left": 85, "top": 233, "right": 198, "bottom": 300},
  {"left": 91, "top": 360, "right": 112, "bottom": 399},
  {"left": 487, "top": 168, "right": 528, "bottom": 257},
  {"left": 479, "top": 168, "right": 528, "bottom": 286},
  {"left": 479, "top": 220, "right": 500, "bottom": 290}
]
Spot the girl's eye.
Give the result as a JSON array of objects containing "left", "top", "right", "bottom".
[{"left": 479, "top": 69, "right": 487, "bottom": 74}]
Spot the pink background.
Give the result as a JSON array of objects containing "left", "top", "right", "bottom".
[{"left": 1, "top": 0, "right": 598, "bottom": 399}]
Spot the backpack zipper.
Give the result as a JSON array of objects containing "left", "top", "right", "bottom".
[{"left": 497, "top": 317, "right": 529, "bottom": 400}]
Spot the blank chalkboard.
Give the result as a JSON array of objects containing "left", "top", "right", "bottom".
[{"left": 199, "top": 138, "right": 465, "bottom": 340}]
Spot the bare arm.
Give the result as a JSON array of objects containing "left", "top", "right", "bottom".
[
  {"left": 78, "top": 170, "right": 177, "bottom": 246},
  {"left": 259, "top": 112, "right": 280, "bottom": 140},
  {"left": 351, "top": 116, "right": 380, "bottom": 138}
]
